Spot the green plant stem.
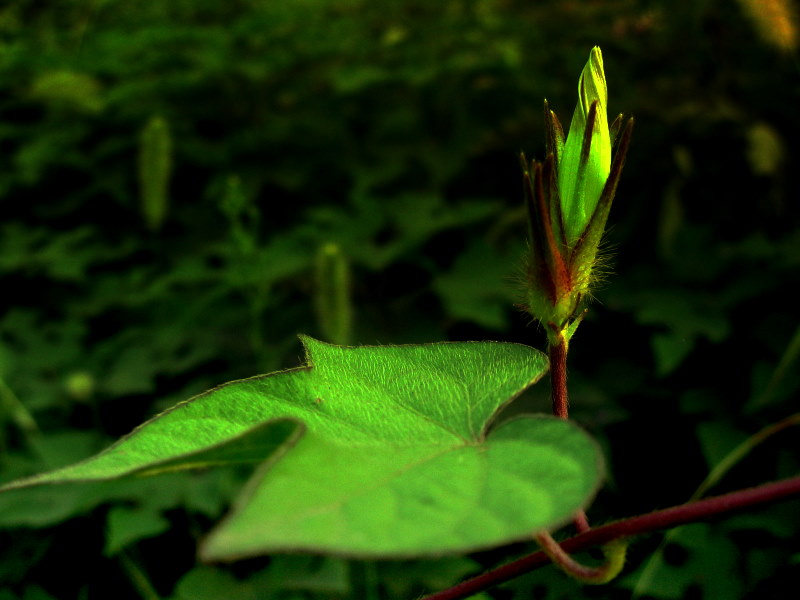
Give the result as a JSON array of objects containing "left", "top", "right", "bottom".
[
  {"left": 119, "top": 551, "right": 161, "bottom": 600},
  {"left": 0, "top": 376, "right": 39, "bottom": 438},
  {"left": 351, "top": 560, "right": 380, "bottom": 600},
  {"left": 750, "top": 320, "right": 800, "bottom": 410},
  {"left": 422, "top": 475, "right": 800, "bottom": 600},
  {"left": 693, "top": 412, "right": 800, "bottom": 501}
]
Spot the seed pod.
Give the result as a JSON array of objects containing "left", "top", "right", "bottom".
[
  {"left": 139, "top": 116, "right": 172, "bottom": 232},
  {"left": 314, "top": 243, "right": 353, "bottom": 346}
]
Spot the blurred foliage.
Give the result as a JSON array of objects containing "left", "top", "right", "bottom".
[{"left": 1, "top": 0, "right": 799, "bottom": 598}]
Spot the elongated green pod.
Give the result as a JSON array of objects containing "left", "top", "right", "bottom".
[
  {"left": 314, "top": 243, "right": 353, "bottom": 345},
  {"left": 139, "top": 116, "right": 172, "bottom": 231}
]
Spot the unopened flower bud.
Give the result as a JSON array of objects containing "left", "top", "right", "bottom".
[
  {"left": 558, "top": 46, "right": 611, "bottom": 246},
  {"left": 521, "top": 46, "right": 633, "bottom": 339}
]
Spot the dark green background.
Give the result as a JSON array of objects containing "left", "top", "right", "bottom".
[{"left": 1, "top": 1, "right": 799, "bottom": 598}]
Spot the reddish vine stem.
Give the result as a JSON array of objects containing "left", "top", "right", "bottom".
[
  {"left": 548, "top": 336, "right": 569, "bottom": 419},
  {"left": 548, "top": 333, "right": 589, "bottom": 535},
  {"left": 421, "top": 475, "right": 800, "bottom": 600},
  {"left": 534, "top": 531, "right": 626, "bottom": 584},
  {"left": 571, "top": 510, "right": 591, "bottom": 534}
]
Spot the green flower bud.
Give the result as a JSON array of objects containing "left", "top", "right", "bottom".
[
  {"left": 558, "top": 46, "right": 611, "bottom": 246},
  {"left": 521, "top": 46, "right": 633, "bottom": 338}
]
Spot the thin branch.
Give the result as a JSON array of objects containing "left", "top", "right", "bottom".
[{"left": 421, "top": 475, "right": 800, "bottom": 600}]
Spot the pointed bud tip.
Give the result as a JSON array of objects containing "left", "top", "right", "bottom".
[
  {"left": 588, "top": 47, "right": 604, "bottom": 79},
  {"left": 581, "top": 47, "right": 607, "bottom": 109}
]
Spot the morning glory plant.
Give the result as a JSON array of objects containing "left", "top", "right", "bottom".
[{"left": 5, "top": 42, "right": 798, "bottom": 600}]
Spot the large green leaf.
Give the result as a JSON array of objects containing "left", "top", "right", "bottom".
[{"left": 0, "top": 337, "right": 603, "bottom": 558}]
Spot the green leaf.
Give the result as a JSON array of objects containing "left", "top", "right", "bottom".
[
  {"left": 104, "top": 505, "right": 170, "bottom": 555},
  {"left": 0, "top": 469, "right": 242, "bottom": 528},
  {"left": 170, "top": 557, "right": 351, "bottom": 600},
  {"left": 380, "top": 557, "right": 482, "bottom": 599},
  {"left": 29, "top": 70, "right": 105, "bottom": 114},
  {"left": 0, "top": 337, "right": 603, "bottom": 558},
  {"left": 626, "top": 524, "right": 740, "bottom": 599},
  {"left": 170, "top": 568, "right": 252, "bottom": 600},
  {"left": 433, "top": 239, "right": 519, "bottom": 330}
]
